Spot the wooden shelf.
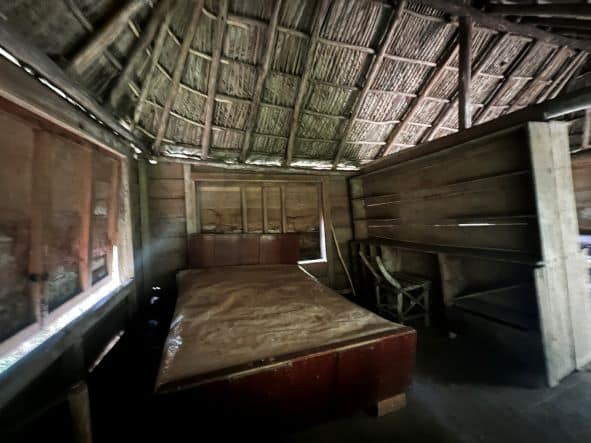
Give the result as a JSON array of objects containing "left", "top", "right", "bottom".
[{"left": 351, "top": 238, "right": 541, "bottom": 265}]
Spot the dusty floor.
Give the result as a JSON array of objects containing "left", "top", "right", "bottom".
[{"left": 85, "top": 323, "right": 591, "bottom": 443}]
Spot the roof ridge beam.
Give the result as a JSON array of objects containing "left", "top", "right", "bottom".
[
  {"left": 332, "top": 0, "right": 407, "bottom": 168},
  {"left": 110, "top": 0, "right": 176, "bottom": 109},
  {"left": 152, "top": 0, "right": 204, "bottom": 154},
  {"left": 240, "top": 0, "right": 282, "bottom": 163},
  {"left": 487, "top": 4, "right": 591, "bottom": 21},
  {"left": 200, "top": 0, "right": 229, "bottom": 160},
  {"left": 285, "top": 0, "right": 332, "bottom": 167},
  {"left": 67, "top": 0, "right": 148, "bottom": 75}
]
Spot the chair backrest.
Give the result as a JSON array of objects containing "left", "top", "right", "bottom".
[
  {"left": 358, "top": 250, "right": 381, "bottom": 282},
  {"left": 376, "top": 256, "right": 402, "bottom": 290}
]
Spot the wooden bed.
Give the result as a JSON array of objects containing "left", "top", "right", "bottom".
[{"left": 154, "top": 234, "right": 416, "bottom": 421}]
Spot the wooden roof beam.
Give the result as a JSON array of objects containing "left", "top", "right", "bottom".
[
  {"left": 475, "top": 40, "right": 542, "bottom": 125},
  {"left": 332, "top": 0, "right": 407, "bottom": 169},
  {"left": 240, "top": 0, "right": 282, "bottom": 163},
  {"left": 458, "top": 15, "right": 473, "bottom": 131},
  {"left": 377, "top": 42, "right": 459, "bottom": 159},
  {"left": 420, "top": 32, "right": 509, "bottom": 143},
  {"left": 109, "top": 0, "right": 176, "bottom": 109},
  {"left": 412, "top": 0, "right": 591, "bottom": 51},
  {"left": 487, "top": 4, "right": 591, "bottom": 21},
  {"left": 285, "top": 0, "right": 331, "bottom": 167},
  {"left": 67, "top": 0, "right": 148, "bottom": 75},
  {"left": 520, "top": 17, "right": 591, "bottom": 32},
  {"left": 200, "top": 0, "right": 228, "bottom": 161},
  {"left": 543, "top": 51, "right": 589, "bottom": 101},
  {"left": 152, "top": 0, "right": 204, "bottom": 154},
  {"left": 130, "top": 5, "right": 175, "bottom": 130}
]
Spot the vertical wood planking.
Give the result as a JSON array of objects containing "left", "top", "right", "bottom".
[
  {"left": 241, "top": 186, "right": 248, "bottom": 233},
  {"left": 106, "top": 160, "right": 120, "bottom": 276},
  {"left": 183, "top": 164, "right": 197, "bottom": 234},
  {"left": 280, "top": 185, "right": 287, "bottom": 233},
  {"left": 262, "top": 186, "right": 269, "bottom": 233},
  {"left": 79, "top": 146, "right": 94, "bottom": 291},
  {"left": 322, "top": 179, "right": 335, "bottom": 287},
  {"left": 29, "top": 129, "right": 53, "bottom": 325},
  {"left": 138, "top": 160, "right": 152, "bottom": 295}
]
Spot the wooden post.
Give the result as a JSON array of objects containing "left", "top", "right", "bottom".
[
  {"left": 138, "top": 161, "right": 152, "bottom": 296},
  {"left": 200, "top": 0, "right": 228, "bottom": 160},
  {"left": 29, "top": 129, "right": 53, "bottom": 326},
  {"left": 183, "top": 164, "right": 197, "bottom": 234},
  {"left": 109, "top": 0, "right": 176, "bottom": 108},
  {"left": 68, "top": 0, "right": 147, "bottom": 75},
  {"left": 280, "top": 185, "right": 287, "bottom": 233},
  {"left": 153, "top": 0, "right": 204, "bottom": 154},
  {"left": 583, "top": 109, "right": 591, "bottom": 150},
  {"left": 241, "top": 186, "right": 248, "bottom": 233},
  {"left": 106, "top": 160, "right": 120, "bottom": 276},
  {"left": 321, "top": 179, "right": 335, "bottom": 288},
  {"left": 262, "top": 186, "right": 268, "bottom": 233},
  {"left": 67, "top": 381, "right": 93, "bottom": 443},
  {"left": 79, "top": 147, "right": 94, "bottom": 291},
  {"left": 458, "top": 16, "right": 473, "bottom": 131}
]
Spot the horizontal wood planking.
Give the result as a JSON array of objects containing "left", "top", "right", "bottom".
[{"left": 571, "top": 151, "right": 591, "bottom": 233}]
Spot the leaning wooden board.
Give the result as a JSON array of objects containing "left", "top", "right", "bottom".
[{"left": 155, "top": 263, "right": 416, "bottom": 420}]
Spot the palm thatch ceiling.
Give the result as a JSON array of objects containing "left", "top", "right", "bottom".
[{"left": 0, "top": 0, "right": 589, "bottom": 171}]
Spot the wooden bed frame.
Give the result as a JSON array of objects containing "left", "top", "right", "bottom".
[{"left": 157, "top": 233, "right": 417, "bottom": 423}]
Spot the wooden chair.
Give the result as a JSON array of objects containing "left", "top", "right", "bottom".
[{"left": 359, "top": 250, "right": 431, "bottom": 326}]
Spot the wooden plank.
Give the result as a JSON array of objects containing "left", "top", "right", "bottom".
[
  {"left": 583, "top": 109, "right": 591, "bottom": 150},
  {"left": 29, "top": 130, "right": 53, "bottom": 326},
  {"left": 280, "top": 185, "right": 287, "bottom": 233},
  {"left": 153, "top": 0, "right": 204, "bottom": 154},
  {"left": 183, "top": 164, "right": 196, "bottom": 234},
  {"left": 106, "top": 159, "right": 120, "bottom": 276},
  {"left": 413, "top": 0, "right": 591, "bottom": 51},
  {"left": 322, "top": 179, "right": 336, "bottom": 287},
  {"left": 0, "top": 27, "right": 138, "bottom": 151},
  {"left": 138, "top": 161, "right": 152, "bottom": 294},
  {"left": 200, "top": 0, "right": 228, "bottom": 160},
  {"left": 285, "top": 0, "right": 331, "bottom": 166},
  {"left": 67, "top": 381, "right": 93, "bottom": 443},
  {"left": 487, "top": 4, "right": 591, "bottom": 20},
  {"left": 79, "top": 147, "right": 93, "bottom": 291},
  {"left": 332, "top": 0, "right": 407, "bottom": 168},
  {"left": 109, "top": 0, "right": 176, "bottom": 108},
  {"left": 241, "top": 186, "right": 248, "bottom": 233},
  {"left": 68, "top": 0, "right": 147, "bottom": 75},
  {"left": 458, "top": 16, "right": 472, "bottom": 131},
  {"left": 240, "top": 0, "right": 282, "bottom": 162},
  {"left": 262, "top": 186, "right": 269, "bottom": 233}
]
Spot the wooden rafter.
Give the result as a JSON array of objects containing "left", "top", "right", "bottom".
[
  {"left": 239, "top": 0, "right": 282, "bottom": 163},
  {"left": 131, "top": 7, "right": 175, "bottom": 130},
  {"left": 285, "top": 0, "right": 331, "bottom": 167},
  {"left": 507, "top": 46, "right": 570, "bottom": 113},
  {"left": 521, "top": 17, "right": 591, "bottom": 32},
  {"left": 378, "top": 42, "right": 459, "bottom": 159},
  {"left": 152, "top": 0, "right": 204, "bottom": 154},
  {"left": 458, "top": 16, "right": 473, "bottom": 131},
  {"left": 543, "top": 51, "right": 589, "bottom": 101},
  {"left": 487, "top": 4, "right": 591, "bottom": 21},
  {"left": 109, "top": 0, "right": 176, "bottom": 109},
  {"left": 200, "top": 0, "right": 229, "bottom": 161},
  {"left": 475, "top": 40, "right": 541, "bottom": 124},
  {"left": 331, "top": 1, "right": 407, "bottom": 169},
  {"left": 421, "top": 32, "right": 509, "bottom": 143},
  {"left": 412, "top": 0, "right": 591, "bottom": 51},
  {"left": 68, "top": 0, "right": 148, "bottom": 75}
]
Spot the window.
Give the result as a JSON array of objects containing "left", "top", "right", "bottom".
[
  {"left": 0, "top": 106, "right": 124, "bottom": 349},
  {"left": 196, "top": 179, "right": 323, "bottom": 261}
]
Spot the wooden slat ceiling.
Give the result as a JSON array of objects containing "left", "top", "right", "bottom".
[{"left": 0, "top": 0, "right": 589, "bottom": 170}]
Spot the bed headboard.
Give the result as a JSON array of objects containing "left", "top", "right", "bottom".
[{"left": 187, "top": 234, "right": 300, "bottom": 268}]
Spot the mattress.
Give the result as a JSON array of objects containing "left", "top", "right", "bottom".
[{"left": 155, "top": 264, "right": 407, "bottom": 393}]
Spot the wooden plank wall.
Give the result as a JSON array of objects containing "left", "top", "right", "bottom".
[
  {"left": 142, "top": 163, "right": 352, "bottom": 292},
  {"left": 572, "top": 150, "right": 591, "bottom": 234},
  {"left": 351, "top": 122, "right": 591, "bottom": 386}
]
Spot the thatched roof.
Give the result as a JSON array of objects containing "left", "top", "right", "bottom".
[{"left": 1, "top": 0, "right": 589, "bottom": 170}]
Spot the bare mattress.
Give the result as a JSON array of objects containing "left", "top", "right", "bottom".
[{"left": 155, "top": 264, "right": 409, "bottom": 393}]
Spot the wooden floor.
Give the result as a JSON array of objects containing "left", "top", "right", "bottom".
[
  {"left": 285, "top": 331, "right": 591, "bottom": 443},
  {"left": 83, "top": 318, "right": 591, "bottom": 443}
]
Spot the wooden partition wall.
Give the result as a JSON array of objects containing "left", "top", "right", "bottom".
[
  {"left": 141, "top": 163, "right": 353, "bottom": 292},
  {"left": 351, "top": 122, "right": 591, "bottom": 386}
]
